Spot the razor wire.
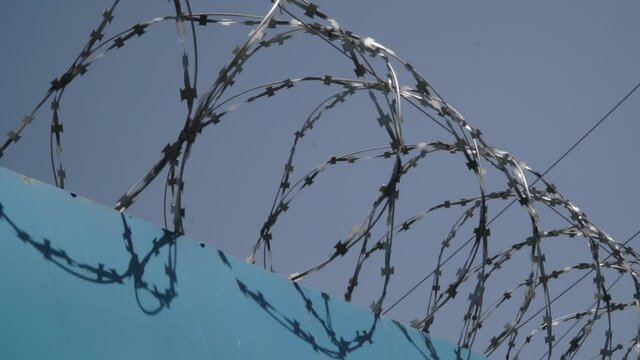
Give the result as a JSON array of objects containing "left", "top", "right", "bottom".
[{"left": 1, "top": 1, "right": 639, "bottom": 359}]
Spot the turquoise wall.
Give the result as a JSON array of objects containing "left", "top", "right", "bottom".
[{"left": 0, "top": 167, "right": 483, "bottom": 360}]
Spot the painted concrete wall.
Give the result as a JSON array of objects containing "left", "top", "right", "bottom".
[{"left": 0, "top": 167, "right": 483, "bottom": 360}]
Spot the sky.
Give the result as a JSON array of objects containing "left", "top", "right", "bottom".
[{"left": 1, "top": 1, "right": 639, "bottom": 358}]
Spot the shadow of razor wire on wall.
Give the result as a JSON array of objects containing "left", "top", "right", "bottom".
[
  {"left": 0, "top": 199, "right": 471, "bottom": 359},
  {"left": 0, "top": 201, "right": 179, "bottom": 315}
]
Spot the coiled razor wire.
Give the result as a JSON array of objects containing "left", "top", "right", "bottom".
[{"left": 1, "top": 1, "right": 639, "bottom": 359}]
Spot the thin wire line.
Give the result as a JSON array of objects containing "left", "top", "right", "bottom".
[{"left": 539, "top": 80, "right": 640, "bottom": 179}]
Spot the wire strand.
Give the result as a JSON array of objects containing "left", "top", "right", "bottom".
[{"left": 383, "top": 79, "right": 640, "bottom": 315}]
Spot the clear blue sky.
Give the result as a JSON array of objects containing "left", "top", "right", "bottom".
[{"left": 1, "top": 1, "right": 639, "bottom": 358}]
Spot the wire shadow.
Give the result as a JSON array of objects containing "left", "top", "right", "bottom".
[
  {"left": 233, "top": 268, "right": 457, "bottom": 360},
  {"left": 0, "top": 201, "right": 179, "bottom": 315}
]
